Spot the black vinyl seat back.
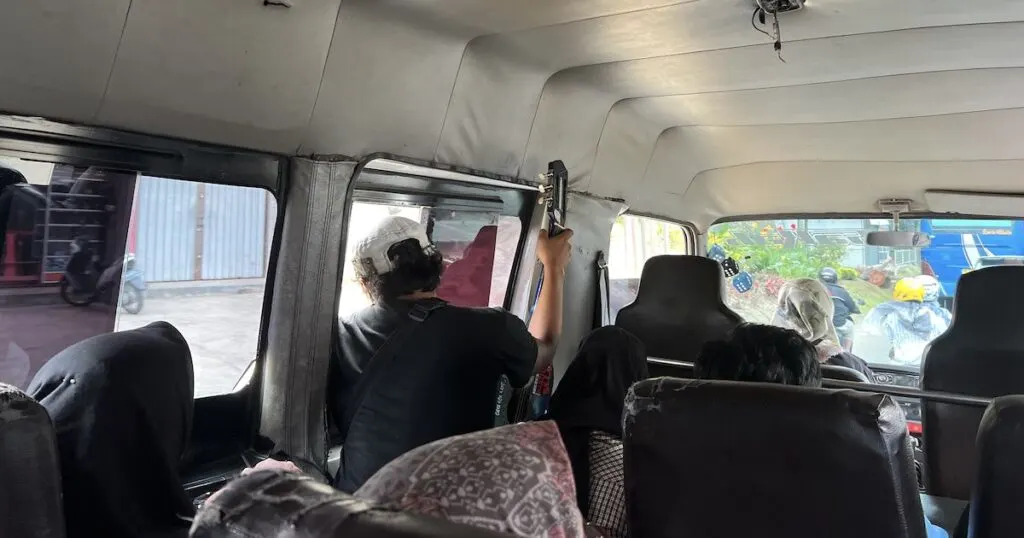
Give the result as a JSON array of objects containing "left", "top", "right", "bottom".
[
  {"left": 623, "top": 378, "right": 925, "bottom": 538},
  {"left": 190, "top": 470, "right": 510, "bottom": 538},
  {"left": 921, "top": 265, "right": 1024, "bottom": 500},
  {"left": 0, "top": 383, "right": 65, "bottom": 538},
  {"left": 615, "top": 255, "right": 742, "bottom": 363},
  {"left": 969, "top": 395, "right": 1024, "bottom": 538}
]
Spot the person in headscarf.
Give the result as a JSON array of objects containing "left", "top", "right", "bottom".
[
  {"left": 27, "top": 322, "right": 195, "bottom": 538},
  {"left": 772, "top": 278, "right": 875, "bottom": 379},
  {"left": 855, "top": 277, "right": 952, "bottom": 365},
  {"left": 543, "top": 326, "right": 647, "bottom": 538},
  {"left": 356, "top": 421, "right": 589, "bottom": 538}
]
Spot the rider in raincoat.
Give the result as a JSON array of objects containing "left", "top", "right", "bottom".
[{"left": 853, "top": 276, "right": 952, "bottom": 365}]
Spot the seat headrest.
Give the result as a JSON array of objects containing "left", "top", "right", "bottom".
[
  {"left": 947, "top": 265, "right": 1024, "bottom": 339},
  {"left": 633, "top": 255, "right": 727, "bottom": 306},
  {"left": 0, "top": 384, "right": 65, "bottom": 538},
  {"left": 923, "top": 265, "right": 1024, "bottom": 394},
  {"left": 191, "top": 470, "right": 509, "bottom": 538},
  {"left": 616, "top": 256, "right": 742, "bottom": 362},
  {"left": 970, "top": 395, "right": 1024, "bottom": 538},
  {"left": 624, "top": 378, "right": 925, "bottom": 538}
]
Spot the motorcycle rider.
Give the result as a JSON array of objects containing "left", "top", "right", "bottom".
[
  {"left": 917, "top": 274, "right": 953, "bottom": 325},
  {"left": 818, "top": 267, "right": 859, "bottom": 351},
  {"left": 854, "top": 277, "right": 952, "bottom": 365}
]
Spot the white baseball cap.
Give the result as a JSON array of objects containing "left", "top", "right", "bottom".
[{"left": 354, "top": 216, "right": 433, "bottom": 275}]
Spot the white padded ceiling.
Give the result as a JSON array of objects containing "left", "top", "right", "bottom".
[{"left": 3, "top": 0, "right": 1024, "bottom": 227}]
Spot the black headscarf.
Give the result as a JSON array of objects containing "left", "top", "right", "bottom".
[
  {"left": 27, "top": 322, "right": 195, "bottom": 538},
  {"left": 545, "top": 326, "right": 648, "bottom": 514}
]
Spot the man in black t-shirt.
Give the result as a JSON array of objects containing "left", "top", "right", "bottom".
[{"left": 330, "top": 216, "right": 571, "bottom": 492}]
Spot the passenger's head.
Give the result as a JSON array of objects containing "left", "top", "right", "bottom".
[
  {"left": 818, "top": 267, "right": 839, "bottom": 284},
  {"left": 893, "top": 276, "right": 925, "bottom": 302},
  {"left": 27, "top": 322, "right": 194, "bottom": 538},
  {"left": 916, "top": 274, "right": 941, "bottom": 302},
  {"left": 357, "top": 421, "right": 586, "bottom": 537},
  {"left": 694, "top": 323, "right": 823, "bottom": 387},
  {"left": 353, "top": 216, "right": 444, "bottom": 302},
  {"left": 772, "top": 278, "right": 840, "bottom": 348},
  {"left": 548, "top": 326, "right": 648, "bottom": 436}
]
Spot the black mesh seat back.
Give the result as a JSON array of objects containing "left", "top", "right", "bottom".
[
  {"left": 969, "top": 396, "right": 1024, "bottom": 538},
  {"left": 615, "top": 256, "right": 742, "bottom": 362},
  {"left": 921, "top": 265, "right": 1024, "bottom": 499},
  {"left": 0, "top": 383, "right": 65, "bottom": 538},
  {"left": 190, "top": 470, "right": 509, "bottom": 538},
  {"left": 822, "top": 364, "right": 871, "bottom": 383},
  {"left": 623, "top": 378, "right": 925, "bottom": 538}
]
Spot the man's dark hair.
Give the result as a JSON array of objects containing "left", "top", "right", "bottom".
[
  {"left": 694, "top": 323, "right": 822, "bottom": 387},
  {"left": 358, "top": 238, "right": 444, "bottom": 302}
]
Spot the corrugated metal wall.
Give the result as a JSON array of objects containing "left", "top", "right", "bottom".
[
  {"left": 201, "top": 183, "right": 267, "bottom": 279},
  {"left": 135, "top": 177, "right": 197, "bottom": 281}
]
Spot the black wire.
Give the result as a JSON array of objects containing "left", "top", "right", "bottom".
[{"left": 751, "top": 7, "right": 772, "bottom": 38}]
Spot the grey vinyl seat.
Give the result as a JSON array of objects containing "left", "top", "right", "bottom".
[
  {"left": 616, "top": 255, "right": 742, "bottom": 363},
  {"left": 921, "top": 265, "right": 1024, "bottom": 499},
  {"left": 624, "top": 378, "right": 926, "bottom": 538},
  {"left": 0, "top": 383, "right": 65, "bottom": 538}
]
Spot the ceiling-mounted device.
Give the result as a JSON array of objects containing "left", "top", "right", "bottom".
[
  {"left": 754, "top": 0, "right": 805, "bottom": 13},
  {"left": 751, "top": 0, "right": 804, "bottom": 62},
  {"left": 866, "top": 198, "right": 932, "bottom": 248}
]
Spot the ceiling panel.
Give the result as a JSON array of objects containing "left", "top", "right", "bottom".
[
  {"left": 641, "top": 108, "right": 1024, "bottom": 205},
  {"left": 98, "top": 0, "right": 340, "bottom": 153},
  {"left": 0, "top": 0, "right": 130, "bottom": 122},
  {"left": 438, "top": 1, "right": 1024, "bottom": 180},
  {"left": 681, "top": 161, "right": 1024, "bottom": 228}
]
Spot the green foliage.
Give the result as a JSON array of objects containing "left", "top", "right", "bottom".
[
  {"left": 708, "top": 221, "right": 848, "bottom": 279},
  {"left": 838, "top": 267, "right": 859, "bottom": 280}
]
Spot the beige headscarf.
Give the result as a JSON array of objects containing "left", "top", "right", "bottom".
[{"left": 772, "top": 278, "right": 844, "bottom": 362}]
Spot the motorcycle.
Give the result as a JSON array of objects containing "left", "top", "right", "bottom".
[{"left": 60, "top": 238, "right": 146, "bottom": 314}]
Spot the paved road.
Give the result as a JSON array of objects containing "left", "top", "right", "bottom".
[{"left": 0, "top": 291, "right": 266, "bottom": 398}]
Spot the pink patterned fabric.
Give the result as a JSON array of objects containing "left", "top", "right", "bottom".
[{"left": 356, "top": 421, "right": 587, "bottom": 538}]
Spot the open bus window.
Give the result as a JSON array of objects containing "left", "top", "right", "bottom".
[
  {"left": 707, "top": 218, "right": 1022, "bottom": 372},
  {"left": 338, "top": 201, "right": 522, "bottom": 319},
  {"left": 0, "top": 156, "right": 276, "bottom": 398},
  {"left": 607, "top": 215, "right": 692, "bottom": 319}
]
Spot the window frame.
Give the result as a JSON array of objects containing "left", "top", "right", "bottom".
[
  {"left": 339, "top": 161, "right": 539, "bottom": 313},
  {"left": 0, "top": 114, "right": 285, "bottom": 402}
]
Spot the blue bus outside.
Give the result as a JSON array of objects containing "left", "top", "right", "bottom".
[{"left": 919, "top": 218, "right": 1024, "bottom": 298}]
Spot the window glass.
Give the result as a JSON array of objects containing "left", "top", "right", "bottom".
[
  {"left": 0, "top": 156, "right": 275, "bottom": 398},
  {"left": 707, "top": 218, "right": 1020, "bottom": 370},
  {"left": 607, "top": 215, "right": 691, "bottom": 318},
  {"left": 338, "top": 201, "right": 522, "bottom": 318}
]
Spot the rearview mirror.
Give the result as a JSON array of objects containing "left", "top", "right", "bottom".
[{"left": 866, "top": 231, "right": 931, "bottom": 248}]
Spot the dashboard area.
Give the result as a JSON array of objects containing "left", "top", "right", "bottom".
[{"left": 872, "top": 369, "right": 922, "bottom": 429}]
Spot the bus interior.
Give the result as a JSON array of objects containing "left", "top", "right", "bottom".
[{"left": 3, "top": 1, "right": 1024, "bottom": 537}]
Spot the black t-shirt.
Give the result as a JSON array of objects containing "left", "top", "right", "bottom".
[{"left": 330, "top": 298, "right": 537, "bottom": 492}]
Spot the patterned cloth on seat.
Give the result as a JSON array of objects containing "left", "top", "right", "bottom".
[{"left": 356, "top": 421, "right": 587, "bottom": 538}]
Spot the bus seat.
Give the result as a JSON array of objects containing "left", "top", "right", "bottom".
[
  {"left": 921, "top": 265, "right": 1024, "bottom": 500},
  {"left": 966, "top": 395, "right": 1024, "bottom": 538},
  {"left": 821, "top": 364, "right": 871, "bottom": 383},
  {"left": 0, "top": 383, "right": 65, "bottom": 538},
  {"left": 191, "top": 470, "right": 509, "bottom": 538},
  {"left": 624, "top": 378, "right": 925, "bottom": 538},
  {"left": 615, "top": 255, "right": 742, "bottom": 363}
]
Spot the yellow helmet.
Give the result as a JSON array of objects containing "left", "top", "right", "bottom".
[{"left": 893, "top": 277, "right": 925, "bottom": 302}]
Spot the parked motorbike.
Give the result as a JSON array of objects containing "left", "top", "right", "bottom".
[{"left": 60, "top": 238, "right": 146, "bottom": 314}]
